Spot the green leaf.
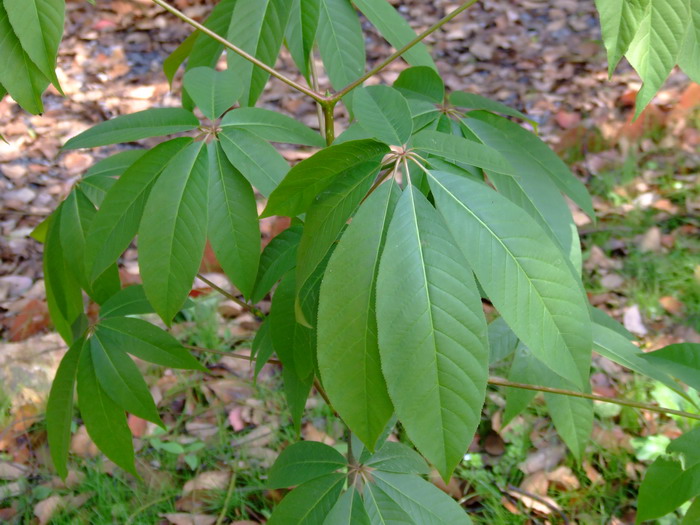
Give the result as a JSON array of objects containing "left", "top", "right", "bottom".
[
  {"left": 450, "top": 92, "right": 537, "bottom": 129},
  {"left": 182, "top": 67, "right": 243, "bottom": 121},
  {"left": 85, "top": 138, "right": 192, "bottom": 282},
  {"left": 364, "top": 442, "right": 429, "bottom": 475},
  {"left": 221, "top": 107, "right": 325, "bottom": 147},
  {"left": 464, "top": 111, "right": 595, "bottom": 219},
  {"left": 44, "top": 206, "right": 84, "bottom": 344},
  {"left": 295, "top": 160, "right": 379, "bottom": 323},
  {"left": 637, "top": 457, "right": 700, "bottom": 522},
  {"left": 594, "top": 0, "right": 648, "bottom": 75},
  {"left": 253, "top": 318, "right": 275, "bottom": 380},
  {"left": 96, "top": 316, "right": 206, "bottom": 371},
  {"left": 251, "top": 224, "right": 303, "bottom": 303},
  {"left": 317, "top": 181, "right": 399, "bottom": 450},
  {"left": 63, "top": 108, "right": 199, "bottom": 150},
  {"left": 377, "top": 186, "right": 489, "bottom": 480},
  {"left": 285, "top": 0, "right": 321, "bottom": 77},
  {"left": 90, "top": 334, "right": 163, "bottom": 426},
  {"left": 139, "top": 141, "right": 209, "bottom": 323},
  {"left": 207, "top": 142, "right": 260, "bottom": 299},
  {"left": 503, "top": 344, "right": 537, "bottom": 424},
  {"left": 626, "top": 0, "right": 690, "bottom": 116},
  {"left": 270, "top": 272, "right": 314, "bottom": 381},
  {"left": 163, "top": 31, "right": 198, "bottom": 86},
  {"left": 77, "top": 344, "right": 137, "bottom": 475},
  {"left": 394, "top": 66, "right": 444, "bottom": 104},
  {"left": 0, "top": 3, "right": 49, "bottom": 114},
  {"left": 412, "top": 130, "right": 513, "bottom": 175},
  {"left": 99, "top": 285, "right": 154, "bottom": 319},
  {"left": 226, "top": 0, "right": 292, "bottom": 106},
  {"left": 463, "top": 112, "right": 583, "bottom": 271},
  {"left": 590, "top": 306, "right": 634, "bottom": 340},
  {"left": 268, "top": 473, "right": 345, "bottom": 525},
  {"left": 352, "top": 0, "right": 435, "bottom": 69},
  {"left": 364, "top": 481, "right": 415, "bottom": 522},
  {"left": 682, "top": 498, "right": 700, "bottom": 525},
  {"left": 488, "top": 317, "right": 519, "bottom": 365},
  {"left": 282, "top": 363, "right": 314, "bottom": 434},
  {"left": 642, "top": 343, "right": 700, "bottom": 393},
  {"left": 428, "top": 171, "right": 592, "bottom": 389},
  {"left": 83, "top": 150, "right": 147, "bottom": 179},
  {"left": 47, "top": 338, "right": 85, "bottom": 479},
  {"left": 353, "top": 85, "right": 414, "bottom": 146},
  {"left": 544, "top": 388, "right": 592, "bottom": 460},
  {"left": 317, "top": 0, "right": 365, "bottom": 92},
  {"left": 372, "top": 471, "right": 473, "bottom": 524},
  {"left": 268, "top": 441, "right": 346, "bottom": 489},
  {"left": 679, "top": 0, "right": 700, "bottom": 83},
  {"left": 80, "top": 176, "right": 116, "bottom": 208},
  {"left": 218, "top": 127, "right": 290, "bottom": 197},
  {"left": 324, "top": 488, "right": 371, "bottom": 525},
  {"left": 263, "top": 139, "right": 389, "bottom": 217},
  {"left": 4, "top": 0, "right": 64, "bottom": 89}
]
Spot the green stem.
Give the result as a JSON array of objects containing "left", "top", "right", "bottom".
[
  {"left": 310, "top": 52, "right": 326, "bottom": 140},
  {"left": 489, "top": 376, "right": 700, "bottom": 421},
  {"left": 330, "top": 0, "right": 481, "bottom": 102},
  {"left": 150, "top": 0, "right": 327, "bottom": 104},
  {"left": 196, "top": 273, "right": 265, "bottom": 318},
  {"left": 322, "top": 101, "right": 337, "bottom": 146},
  {"left": 216, "top": 472, "right": 237, "bottom": 525}
]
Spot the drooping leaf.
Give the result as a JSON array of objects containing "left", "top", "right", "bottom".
[
  {"left": 4, "top": 0, "right": 64, "bottom": 89},
  {"left": 63, "top": 108, "right": 199, "bottom": 150},
  {"left": 324, "top": 487, "right": 371, "bottom": 525},
  {"left": 207, "top": 141, "right": 260, "bottom": 299},
  {"left": 372, "top": 471, "right": 473, "bottom": 524},
  {"left": 594, "top": 0, "right": 649, "bottom": 76},
  {"left": 85, "top": 138, "right": 192, "bottom": 282},
  {"left": 253, "top": 318, "right": 275, "bottom": 380},
  {"left": 139, "top": 141, "right": 209, "bottom": 323},
  {"left": 267, "top": 473, "right": 345, "bottom": 525},
  {"left": 377, "top": 186, "right": 489, "bottom": 480},
  {"left": 285, "top": 0, "right": 321, "bottom": 77},
  {"left": 90, "top": 334, "right": 163, "bottom": 426},
  {"left": 318, "top": 181, "right": 399, "bottom": 450},
  {"left": 218, "top": 127, "right": 290, "bottom": 197},
  {"left": 268, "top": 441, "right": 346, "bottom": 489},
  {"left": 428, "top": 171, "right": 592, "bottom": 389},
  {"left": 76, "top": 345, "right": 137, "bottom": 475},
  {"left": 182, "top": 67, "right": 243, "bottom": 120},
  {"left": 353, "top": 0, "right": 435, "bottom": 69},
  {"left": 221, "top": 107, "right": 325, "bottom": 147},
  {"left": 295, "top": 160, "right": 379, "bottom": 321},
  {"left": 450, "top": 91, "right": 537, "bottom": 129},
  {"left": 543, "top": 384, "right": 593, "bottom": 460},
  {"left": 412, "top": 130, "right": 513, "bottom": 175},
  {"left": 637, "top": 456, "right": 700, "bottom": 522},
  {"left": 262, "top": 139, "right": 389, "bottom": 217},
  {"left": 488, "top": 317, "right": 519, "bottom": 365},
  {"left": 163, "top": 30, "right": 198, "bottom": 86},
  {"left": 317, "top": 0, "right": 365, "bottom": 92},
  {"left": 96, "top": 316, "right": 206, "bottom": 371},
  {"left": 99, "top": 285, "right": 155, "bottom": 319},
  {"left": 0, "top": 3, "right": 49, "bottom": 114},
  {"left": 47, "top": 338, "right": 85, "bottom": 479},
  {"left": 678, "top": 0, "right": 700, "bottom": 83},
  {"left": 282, "top": 363, "right": 314, "bottom": 434},
  {"left": 353, "top": 85, "right": 413, "bottom": 146},
  {"left": 251, "top": 223, "right": 303, "bottom": 303},
  {"left": 226, "top": 0, "right": 292, "bottom": 106},
  {"left": 626, "top": 0, "right": 690, "bottom": 116},
  {"left": 394, "top": 66, "right": 444, "bottom": 103},
  {"left": 641, "top": 343, "right": 700, "bottom": 393},
  {"left": 464, "top": 111, "right": 595, "bottom": 219},
  {"left": 295, "top": 249, "right": 332, "bottom": 329},
  {"left": 503, "top": 344, "right": 537, "bottom": 424}
]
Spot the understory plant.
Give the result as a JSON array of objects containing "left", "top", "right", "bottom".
[{"left": 3, "top": 0, "right": 700, "bottom": 521}]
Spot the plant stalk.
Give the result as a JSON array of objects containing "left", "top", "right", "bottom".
[
  {"left": 195, "top": 273, "right": 265, "bottom": 318},
  {"left": 149, "top": 0, "right": 327, "bottom": 104},
  {"left": 322, "top": 101, "right": 337, "bottom": 146},
  {"left": 330, "top": 0, "right": 481, "bottom": 102}
]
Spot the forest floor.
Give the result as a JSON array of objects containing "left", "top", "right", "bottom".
[{"left": 1, "top": 0, "right": 700, "bottom": 523}]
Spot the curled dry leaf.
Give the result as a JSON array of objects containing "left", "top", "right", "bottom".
[
  {"left": 162, "top": 513, "right": 217, "bottom": 525},
  {"left": 301, "top": 422, "right": 335, "bottom": 445},
  {"left": 546, "top": 466, "right": 580, "bottom": 491},
  {"left": 182, "top": 470, "right": 231, "bottom": 497}
]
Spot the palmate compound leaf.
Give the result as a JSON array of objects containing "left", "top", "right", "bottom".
[
  {"left": 251, "top": 222, "right": 303, "bottom": 304},
  {"left": 221, "top": 107, "right": 325, "bottom": 147},
  {"left": 47, "top": 337, "right": 85, "bottom": 479},
  {"left": 594, "top": 0, "right": 649, "bottom": 76},
  {"left": 393, "top": 66, "right": 445, "bottom": 104},
  {"left": 139, "top": 141, "right": 209, "bottom": 324},
  {"left": 76, "top": 342, "right": 137, "bottom": 475},
  {"left": 352, "top": 85, "right": 414, "bottom": 146},
  {"left": 182, "top": 67, "right": 243, "bottom": 121},
  {"left": 226, "top": 0, "right": 292, "bottom": 106},
  {"left": 324, "top": 487, "right": 371, "bottom": 525},
  {"left": 449, "top": 91, "right": 537, "bottom": 130},
  {"left": 678, "top": 0, "right": 700, "bottom": 82},
  {"left": 84, "top": 138, "right": 193, "bottom": 283},
  {"left": 376, "top": 185, "right": 489, "bottom": 480},
  {"left": 207, "top": 141, "right": 260, "bottom": 299},
  {"left": 641, "top": 343, "right": 700, "bottom": 393},
  {"left": 428, "top": 171, "right": 592, "bottom": 390},
  {"left": 267, "top": 473, "right": 346, "bottom": 525},
  {"left": 317, "top": 0, "right": 365, "bottom": 93},
  {"left": 262, "top": 139, "right": 389, "bottom": 218},
  {"left": 62, "top": 108, "right": 200, "bottom": 150},
  {"left": 318, "top": 181, "right": 400, "bottom": 450},
  {"left": 285, "top": 0, "right": 321, "bottom": 78},
  {"left": 267, "top": 441, "right": 346, "bottom": 489}
]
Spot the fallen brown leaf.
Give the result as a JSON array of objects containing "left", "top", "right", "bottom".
[
  {"left": 659, "top": 296, "right": 684, "bottom": 315},
  {"left": 162, "top": 513, "right": 217, "bottom": 525},
  {"left": 182, "top": 471, "right": 231, "bottom": 497}
]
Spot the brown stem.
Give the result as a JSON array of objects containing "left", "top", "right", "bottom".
[
  {"left": 195, "top": 273, "right": 265, "bottom": 318},
  {"left": 330, "top": 0, "right": 481, "bottom": 102},
  {"left": 149, "top": 0, "right": 327, "bottom": 104}
]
